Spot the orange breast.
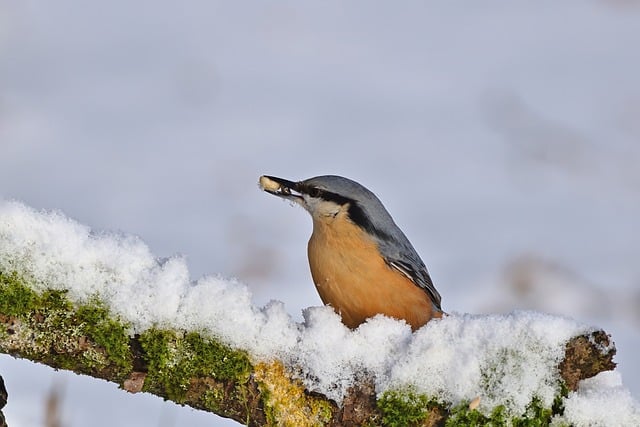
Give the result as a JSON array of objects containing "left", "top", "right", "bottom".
[{"left": 307, "top": 214, "right": 439, "bottom": 331}]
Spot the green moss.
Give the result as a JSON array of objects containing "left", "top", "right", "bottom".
[
  {"left": 445, "top": 403, "right": 508, "bottom": 426},
  {"left": 378, "top": 388, "right": 441, "bottom": 427},
  {"left": 76, "top": 299, "right": 131, "bottom": 369},
  {"left": 39, "top": 289, "right": 74, "bottom": 312},
  {"left": 446, "top": 394, "right": 572, "bottom": 427},
  {"left": 137, "top": 329, "right": 178, "bottom": 395},
  {"left": 510, "top": 398, "right": 550, "bottom": 427},
  {"left": 0, "top": 271, "right": 38, "bottom": 316},
  {"left": 184, "top": 332, "right": 251, "bottom": 380},
  {"left": 0, "top": 271, "right": 132, "bottom": 378},
  {"left": 378, "top": 388, "right": 571, "bottom": 427},
  {"left": 138, "top": 328, "right": 252, "bottom": 404}
]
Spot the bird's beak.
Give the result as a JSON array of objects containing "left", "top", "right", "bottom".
[{"left": 259, "top": 175, "right": 304, "bottom": 202}]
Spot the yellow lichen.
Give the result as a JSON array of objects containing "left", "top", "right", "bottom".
[{"left": 254, "top": 361, "right": 333, "bottom": 427}]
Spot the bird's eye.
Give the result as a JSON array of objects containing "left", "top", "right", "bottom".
[{"left": 307, "top": 187, "right": 321, "bottom": 198}]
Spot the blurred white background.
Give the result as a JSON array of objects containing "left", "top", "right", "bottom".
[{"left": 1, "top": 1, "right": 639, "bottom": 426}]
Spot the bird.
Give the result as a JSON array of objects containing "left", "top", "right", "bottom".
[{"left": 259, "top": 174, "right": 443, "bottom": 331}]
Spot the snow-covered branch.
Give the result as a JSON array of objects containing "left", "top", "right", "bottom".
[
  {"left": 0, "top": 200, "right": 636, "bottom": 426},
  {"left": 0, "top": 269, "right": 619, "bottom": 426}
]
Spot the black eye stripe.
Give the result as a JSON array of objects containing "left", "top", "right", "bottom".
[
  {"left": 302, "top": 186, "right": 351, "bottom": 205},
  {"left": 348, "top": 203, "right": 392, "bottom": 241},
  {"left": 318, "top": 190, "right": 351, "bottom": 206}
]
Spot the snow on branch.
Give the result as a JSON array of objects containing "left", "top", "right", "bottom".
[{"left": 0, "top": 200, "right": 637, "bottom": 426}]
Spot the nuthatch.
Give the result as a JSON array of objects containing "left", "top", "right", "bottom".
[{"left": 259, "top": 174, "right": 443, "bottom": 331}]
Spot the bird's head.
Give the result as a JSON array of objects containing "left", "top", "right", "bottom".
[{"left": 259, "top": 175, "right": 391, "bottom": 234}]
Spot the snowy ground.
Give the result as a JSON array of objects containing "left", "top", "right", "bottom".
[{"left": 1, "top": 1, "right": 639, "bottom": 426}]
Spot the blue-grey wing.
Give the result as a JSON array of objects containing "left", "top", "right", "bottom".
[{"left": 388, "top": 258, "right": 442, "bottom": 310}]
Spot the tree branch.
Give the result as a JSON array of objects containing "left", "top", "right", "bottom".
[{"left": 0, "top": 271, "right": 616, "bottom": 426}]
